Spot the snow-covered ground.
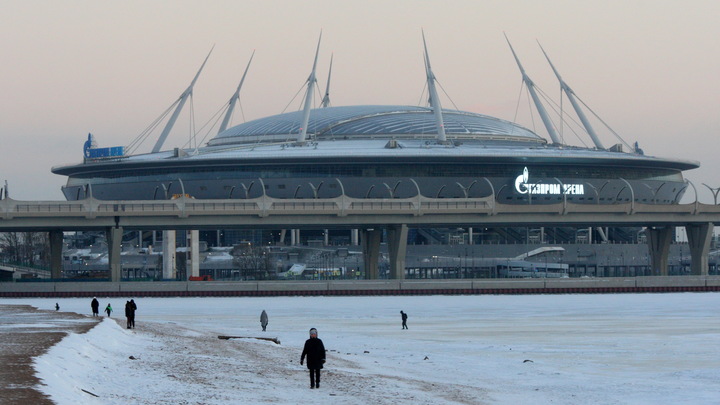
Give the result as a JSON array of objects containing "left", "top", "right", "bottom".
[{"left": 6, "top": 293, "right": 720, "bottom": 404}]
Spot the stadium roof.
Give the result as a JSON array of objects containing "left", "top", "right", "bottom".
[{"left": 208, "top": 105, "right": 544, "bottom": 146}]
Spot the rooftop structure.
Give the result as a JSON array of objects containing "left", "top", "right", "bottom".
[{"left": 52, "top": 35, "right": 698, "bottom": 209}]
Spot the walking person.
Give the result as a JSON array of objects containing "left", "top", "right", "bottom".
[
  {"left": 125, "top": 301, "right": 132, "bottom": 329},
  {"left": 300, "top": 328, "right": 326, "bottom": 389},
  {"left": 129, "top": 299, "right": 137, "bottom": 328},
  {"left": 260, "top": 310, "right": 269, "bottom": 332},
  {"left": 91, "top": 297, "right": 100, "bottom": 317},
  {"left": 400, "top": 310, "right": 408, "bottom": 329},
  {"left": 105, "top": 303, "right": 113, "bottom": 317}
]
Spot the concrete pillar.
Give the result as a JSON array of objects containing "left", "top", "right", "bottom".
[
  {"left": 647, "top": 226, "right": 672, "bottom": 276},
  {"left": 279, "top": 229, "right": 287, "bottom": 245},
  {"left": 361, "top": 228, "right": 382, "bottom": 279},
  {"left": 686, "top": 222, "right": 713, "bottom": 276},
  {"left": 163, "top": 230, "right": 176, "bottom": 279},
  {"left": 324, "top": 229, "right": 329, "bottom": 246},
  {"left": 189, "top": 229, "right": 200, "bottom": 278},
  {"left": 351, "top": 229, "right": 359, "bottom": 246},
  {"left": 106, "top": 227, "right": 123, "bottom": 282},
  {"left": 468, "top": 227, "right": 473, "bottom": 245},
  {"left": 49, "top": 230, "right": 63, "bottom": 279},
  {"left": 387, "top": 224, "right": 408, "bottom": 279}
]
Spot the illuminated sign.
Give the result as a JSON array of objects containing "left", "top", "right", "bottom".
[{"left": 514, "top": 167, "right": 584, "bottom": 195}]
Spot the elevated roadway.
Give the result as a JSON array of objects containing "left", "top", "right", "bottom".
[
  {"left": 1, "top": 195, "right": 720, "bottom": 230},
  {"left": 0, "top": 264, "right": 50, "bottom": 280},
  {"left": 0, "top": 195, "right": 718, "bottom": 282}
]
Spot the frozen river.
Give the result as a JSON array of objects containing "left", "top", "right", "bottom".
[{"left": 4, "top": 292, "right": 720, "bottom": 404}]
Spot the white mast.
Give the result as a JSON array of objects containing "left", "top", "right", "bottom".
[
  {"left": 538, "top": 42, "right": 605, "bottom": 149},
  {"left": 320, "top": 53, "right": 333, "bottom": 108},
  {"left": 422, "top": 30, "right": 447, "bottom": 144},
  {"left": 218, "top": 50, "right": 255, "bottom": 134},
  {"left": 297, "top": 32, "right": 322, "bottom": 144},
  {"left": 504, "top": 34, "right": 561, "bottom": 145},
  {"left": 152, "top": 47, "right": 214, "bottom": 153}
]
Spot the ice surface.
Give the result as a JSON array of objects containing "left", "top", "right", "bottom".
[{"left": 5, "top": 293, "right": 720, "bottom": 404}]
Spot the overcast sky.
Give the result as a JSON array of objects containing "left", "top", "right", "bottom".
[{"left": 1, "top": 0, "right": 718, "bottom": 201}]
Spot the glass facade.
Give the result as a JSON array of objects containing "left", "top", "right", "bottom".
[{"left": 70, "top": 162, "right": 683, "bottom": 183}]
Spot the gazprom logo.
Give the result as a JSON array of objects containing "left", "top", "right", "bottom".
[{"left": 514, "top": 167, "right": 584, "bottom": 195}]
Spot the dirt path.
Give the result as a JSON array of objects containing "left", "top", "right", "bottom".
[{"left": 0, "top": 305, "right": 100, "bottom": 404}]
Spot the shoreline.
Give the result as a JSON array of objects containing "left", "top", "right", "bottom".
[
  {"left": 0, "top": 305, "right": 100, "bottom": 403},
  {"left": 2, "top": 276, "right": 720, "bottom": 298}
]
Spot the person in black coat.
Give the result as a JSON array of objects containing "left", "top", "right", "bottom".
[
  {"left": 401, "top": 310, "right": 408, "bottom": 329},
  {"left": 91, "top": 297, "right": 99, "bottom": 317},
  {"left": 300, "top": 327, "right": 326, "bottom": 389},
  {"left": 129, "top": 299, "right": 137, "bottom": 328},
  {"left": 125, "top": 301, "right": 132, "bottom": 329}
]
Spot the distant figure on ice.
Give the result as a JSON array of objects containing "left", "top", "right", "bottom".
[
  {"left": 105, "top": 303, "right": 113, "bottom": 317},
  {"left": 91, "top": 297, "right": 100, "bottom": 317},
  {"left": 400, "top": 310, "right": 408, "bottom": 329},
  {"left": 125, "top": 299, "right": 137, "bottom": 329},
  {"left": 260, "top": 310, "right": 269, "bottom": 331},
  {"left": 124, "top": 301, "right": 130, "bottom": 328},
  {"left": 130, "top": 299, "right": 137, "bottom": 328},
  {"left": 125, "top": 301, "right": 132, "bottom": 329},
  {"left": 55, "top": 303, "right": 59, "bottom": 311},
  {"left": 300, "top": 327, "right": 326, "bottom": 389}
]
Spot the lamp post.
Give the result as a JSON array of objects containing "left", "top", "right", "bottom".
[
  {"left": 464, "top": 248, "right": 468, "bottom": 279},
  {"left": 702, "top": 183, "right": 720, "bottom": 205},
  {"left": 575, "top": 248, "right": 580, "bottom": 277}
]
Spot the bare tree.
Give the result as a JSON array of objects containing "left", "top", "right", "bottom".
[
  {"left": 232, "top": 245, "right": 272, "bottom": 280},
  {"left": 0, "top": 232, "right": 50, "bottom": 267},
  {"left": 0, "top": 232, "right": 22, "bottom": 263}
]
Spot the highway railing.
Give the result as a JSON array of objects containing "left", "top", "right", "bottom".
[
  {"left": 1, "top": 196, "right": 720, "bottom": 229},
  {"left": 0, "top": 196, "right": 496, "bottom": 219}
]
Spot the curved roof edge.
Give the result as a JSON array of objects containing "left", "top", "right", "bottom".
[{"left": 208, "top": 105, "right": 544, "bottom": 146}]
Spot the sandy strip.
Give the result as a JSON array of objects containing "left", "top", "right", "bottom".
[{"left": 0, "top": 304, "right": 100, "bottom": 404}]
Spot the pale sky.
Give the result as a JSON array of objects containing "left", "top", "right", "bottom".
[{"left": 1, "top": 0, "right": 718, "bottom": 201}]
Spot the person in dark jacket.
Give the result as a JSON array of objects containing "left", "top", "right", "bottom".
[
  {"left": 125, "top": 301, "right": 131, "bottom": 329},
  {"left": 91, "top": 297, "right": 100, "bottom": 317},
  {"left": 129, "top": 299, "right": 137, "bottom": 328},
  {"left": 300, "top": 327, "right": 326, "bottom": 389},
  {"left": 401, "top": 310, "right": 408, "bottom": 329}
]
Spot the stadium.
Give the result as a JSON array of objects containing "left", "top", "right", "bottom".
[
  {"left": 51, "top": 36, "right": 699, "bottom": 250},
  {"left": 53, "top": 103, "right": 696, "bottom": 204}
]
